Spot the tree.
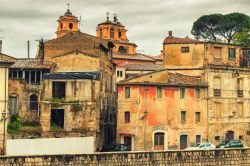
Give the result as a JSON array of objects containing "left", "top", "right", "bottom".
[
  {"left": 191, "top": 13, "right": 250, "bottom": 43},
  {"left": 191, "top": 14, "right": 222, "bottom": 41},
  {"left": 233, "top": 28, "right": 250, "bottom": 47}
]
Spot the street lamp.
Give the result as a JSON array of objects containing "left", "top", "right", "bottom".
[{"left": 1, "top": 110, "right": 7, "bottom": 155}]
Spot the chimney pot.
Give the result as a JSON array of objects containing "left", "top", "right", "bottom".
[{"left": 168, "top": 31, "right": 172, "bottom": 37}]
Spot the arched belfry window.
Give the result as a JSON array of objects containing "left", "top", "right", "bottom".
[
  {"left": 69, "top": 23, "right": 73, "bottom": 29},
  {"left": 30, "top": 94, "right": 38, "bottom": 111},
  {"left": 100, "top": 28, "right": 103, "bottom": 38},
  {"left": 110, "top": 28, "right": 114, "bottom": 38},
  {"left": 118, "top": 46, "right": 128, "bottom": 54},
  {"left": 60, "top": 23, "right": 63, "bottom": 29}
]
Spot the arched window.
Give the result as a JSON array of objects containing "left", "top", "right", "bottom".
[
  {"left": 118, "top": 46, "right": 128, "bottom": 54},
  {"left": 60, "top": 23, "right": 63, "bottom": 29},
  {"left": 110, "top": 28, "right": 114, "bottom": 38},
  {"left": 119, "top": 31, "right": 122, "bottom": 38},
  {"left": 9, "top": 94, "right": 18, "bottom": 115},
  {"left": 100, "top": 28, "right": 103, "bottom": 38},
  {"left": 154, "top": 132, "right": 164, "bottom": 150},
  {"left": 69, "top": 23, "right": 73, "bottom": 29},
  {"left": 30, "top": 94, "right": 38, "bottom": 111}
]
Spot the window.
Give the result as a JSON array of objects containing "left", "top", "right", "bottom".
[
  {"left": 118, "top": 46, "right": 127, "bottom": 54},
  {"left": 125, "top": 87, "right": 130, "bottom": 98},
  {"left": 124, "top": 111, "right": 130, "bottom": 123},
  {"left": 9, "top": 70, "right": 23, "bottom": 79},
  {"left": 180, "top": 88, "right": 185, "bottom": 99},
  {"left": 196, "top": 135, "right": 201, "bottom": 144},
  {"left": 154, "top": 132, "right": 164, "bottom": 150},
  {"left": 69, "top": 23, "right": 73, "bottom": 29},
  {"left": 195, "top": 112, "right": 201, "bottom": 124},
  {"left": 181, "top": 47, "right": 189, "bottom": 53},
  {"left": 157, "top": 87, "right": 162, "bottom": 99},
  {"left": 110, "top": 28, "right": 114, "bottom": 38},
  {"left": 60, "top": 23, "right": 63, "bottom": 29},
  {"left": 117, "top": 71, "right": 123, "bottom": 77},
  {"left": 237, "top": 78, "right": 243, "bottom": 97},
  {"left": 213, "top": 77, "right": 221, "bottom": 97},
  {"left": 124, "top": 136, "right": 132, "bottom": 151},
  {"left": 52, "top": 82, "right": 66, "bottom": 99},
  {"left": 239, "top": 135, "right": 243, "bottom": 140},
  {"left": 119, "top": 31, "right": 122, "bottom": 37},
  {"left": 228, "top": 48, "right": 236, "bottom": 59},
  {"left": 181, "top": 111, "right": 186, "bottom": 123},
  {"left": 195, "top": 88, "right": 200, "bottom": 99},
  {"left": 9, "top": 95, "right": 18, "bottom": 115},
  {"left": 215, "top": 136, "right": 220, "bottom": 141},
  {"left": 29, "top": 94, "right": 38, "bottom": 111}
]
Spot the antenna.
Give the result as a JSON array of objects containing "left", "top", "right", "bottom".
[{"left": 78, "top": 16, "right": 85, "bottom": 31}]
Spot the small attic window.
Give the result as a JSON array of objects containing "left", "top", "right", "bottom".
[{"left": 69, "top": 23, "right": 73, "bottom": 29}]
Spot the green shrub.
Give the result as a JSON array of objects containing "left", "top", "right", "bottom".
[{"left": 7, "top": 115, "right": 22, "bottom": 133}]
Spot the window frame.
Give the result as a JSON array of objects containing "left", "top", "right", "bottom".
[
  {"left": 125, "top": 87, "right": 130, "bottom": 98},
  {"left": 228, "top": 48, "right": 236, "bottom": 59},
  {"left": 195, "top": 112, "right": 201, "bottom": 124},
  {"left": 157, "top": 87, "right": 162, "bottom": 99},
  {"left": 180, "top": 88, "right": 185, "bottom": 99},
  {"left": 195, "top": 88, "right": 200, "bottom": 99},
  {"left": 181, "top": 47, "right": 190, "bottom": 53},
  {"left": 124, "top": 111, "right": 130, "bottom": 123},
  {"left": 110, "top": 28, "right": 114, "bottom": 38},
  {"left": 181, "top": 111, "right": 186, "bottom": 123}
]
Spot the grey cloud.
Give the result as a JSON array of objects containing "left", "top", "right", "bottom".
[{"left": 0, "top": 0, "right": 250, "bottom": 58}]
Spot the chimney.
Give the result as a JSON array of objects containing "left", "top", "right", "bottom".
[
  {"left": 168, "top": 31, "right": 172, "bottom": 37},
  {"left": 27, "top": 40, "right": 30, "bottom": 58},
  {"left": 0, "top": 40, "right": 2, "bottom": 54}
]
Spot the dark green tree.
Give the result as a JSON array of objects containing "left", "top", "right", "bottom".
[
  {"left": 191, "top": 14, "right": 222, "bottom": 41},
  {"left": 233, "top": 28, "right": 250, "bottom": 47},
  {"left": 192, "top": 13, "right": 250, "bottom": 43}
]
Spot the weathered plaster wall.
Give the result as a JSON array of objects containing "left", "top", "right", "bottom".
[{"left": 117, "top": 84, "right": 207, "bottom": 151}]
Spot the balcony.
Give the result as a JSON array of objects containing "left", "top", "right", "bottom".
[
  {"left": 213, "top": 89, "right": 221, "bottom": 97},
  {"left": 240, "top": 59, "right": 250, "bottom": 68},
  {"left": 237, "top": 90, "right": 243, "bottom": 97}
]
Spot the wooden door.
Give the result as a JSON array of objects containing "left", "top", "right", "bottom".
[
  {"left": 180, "top": 135, "right": 188, "bottom": 150},
  {"left": 154, "top": 133, "right": 164, "bottom": 150}
]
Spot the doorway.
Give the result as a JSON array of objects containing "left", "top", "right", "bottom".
[
  {"left": 154, "top": 132, "right": 165, "bottom": 150},
  {"left": 180, "top": 135, "right": 188, "bottom": 150},
  {"left": 124, "top": 136, "right": 132, "bottom": 151},
  {"left": 226, "top": 131, "right": 234, "bottom": 140},
  {"left": 51, "top": 109, "right": 64, "bottom": 128}
]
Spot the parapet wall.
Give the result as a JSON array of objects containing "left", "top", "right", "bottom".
[{"left": 0, "top": 148, "right": 250, "bottom": 165}]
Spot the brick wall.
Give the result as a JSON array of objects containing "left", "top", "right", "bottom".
[{"left": 1, "top": 148, "right": 250, "bottom": 165}]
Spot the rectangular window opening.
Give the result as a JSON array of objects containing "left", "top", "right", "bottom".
[
  {"left": 157, "top": 87, "right": 162, "bottom": 99},
  {"left": 125, "top": 111, "right": 130, "bottom": 123},
  {"left": 52, "top": 82, "right": 66, "bottom": 99},
  {"left": 125, "top": 87, "right": 130, "bottom": 98}
]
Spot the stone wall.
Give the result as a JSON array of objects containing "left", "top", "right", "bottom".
[{"left": 1, "top": 148, "right": 250, "bottom": 165}]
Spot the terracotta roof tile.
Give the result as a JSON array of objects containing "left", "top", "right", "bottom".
[
  {"left": 163, "top": 36, "right": 204, "bottom": 44},
  {"left": 11, "top": 58, "right": 52, "bottom": 69},
  {"left": 125, "top": 64, "right": 162, "bottom": 71},
  {"left": 0, "top": 53, "right": 16, "bottom": 63},
  {"left": 45, "top": 31, "right": 113, "bottom": 58}
]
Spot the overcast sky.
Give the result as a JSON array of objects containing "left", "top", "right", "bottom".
[{"left": 0, "top": 0, "right": 249, "bottom": 58}]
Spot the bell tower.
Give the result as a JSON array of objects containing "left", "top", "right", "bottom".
[{"left": 56, "top": 3, "right": 79, "bottom": 38}]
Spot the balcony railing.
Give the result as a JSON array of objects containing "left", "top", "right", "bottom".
[
  {"left": 237, "top": 90, "right": 243, "bottom": 97},
  {"left": 214, "top": 89, "right": 221, "bottom": 97}
]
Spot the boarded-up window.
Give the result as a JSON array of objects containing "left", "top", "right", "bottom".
[
  {"left": 9, "top": 96, "right": 18, "bottom": 115},
  {"left": 214, "top": 102, "right": 221, "bottom": 117},
  {"left": 214, "top": 47, "right": 222, "bottom": 58},
  {"left": 238, "top": 102, "right": 244, "bottom": 117}
]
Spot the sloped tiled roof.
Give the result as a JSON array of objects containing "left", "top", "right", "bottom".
[
  {"left": 0, "top": 53, "right": 16, "bottom": 63},
  {"left": 112, "top": 53, "right": 156, "bottom": 62},
  {"left": 11, "top": 58, "right": 51, "bottom": 69},
  {"left": 45, "top": 31, "right": 113, "bottom": 58},
  {"left": 118, "top": 69, "right": 207, "bottom": 87},
  {"left": 163, "top": 36, "right": 204, "bottom": 44},
  {"left": 44, "top": 71, "right": 100, "bottom": 80},
  {"left": 125, "top": 64, "right": 162, "bottom": 71}
]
